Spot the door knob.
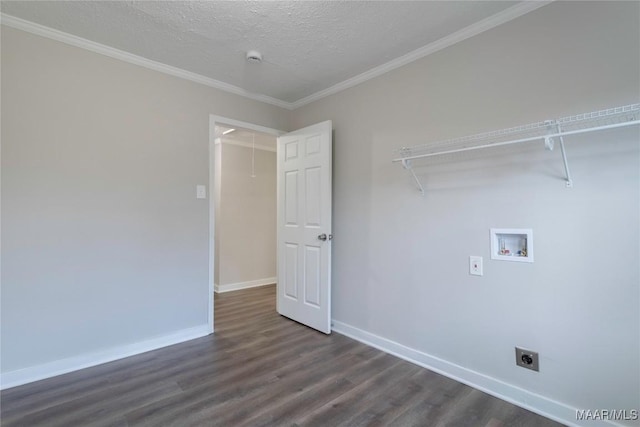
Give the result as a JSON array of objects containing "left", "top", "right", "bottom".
[{"left": 318, "top": 233, "right": 332, "bottom": 241}]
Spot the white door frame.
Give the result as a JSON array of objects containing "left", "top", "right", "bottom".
[{"left": 208, "top": 115, "right": 285, "bottom": 333}]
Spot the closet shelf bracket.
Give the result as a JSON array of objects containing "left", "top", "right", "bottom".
[
  {"left": 555, "top": 124, "right": 574, "bottom": 188},
  {"left": 401, "top": 158, "right": 425, "bottom": 195},
  {"left": 544, "top": 121, "right": 573, "bottom": 187}
]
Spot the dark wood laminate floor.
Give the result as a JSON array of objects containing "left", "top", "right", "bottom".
[{"left": 1, "top": 285, "right": 564, "bottom": 426}]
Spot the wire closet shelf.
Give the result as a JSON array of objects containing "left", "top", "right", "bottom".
[{"left": 393, "top": 103, "right": 640, "bottom": 195}]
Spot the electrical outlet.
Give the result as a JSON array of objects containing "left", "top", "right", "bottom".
[
  {"left": 515, "top": 347, "right": 539, "bottom": 371},
  {"left": 196, "top": 185, "right": 207, "bottom": 199},
  {"left": 469, "top": 256, "right": 483, "bottom": 276}
]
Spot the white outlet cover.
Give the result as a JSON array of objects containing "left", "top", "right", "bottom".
[
  {"left": 470, "top": 256, "right": 483, "bottom": 276},
  {"left": 196, "top": 185, "right": 207, "bottom": 199}
]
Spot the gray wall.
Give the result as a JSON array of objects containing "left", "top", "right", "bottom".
[
  {"left": 216, "top": 143, "right": 276, "bottom": 287},
  {"left": 292, "top": 1, "right": 639, "bottom": 419},
  {"left": 1, "top": 26, "right": 288, "bottom": 373}
]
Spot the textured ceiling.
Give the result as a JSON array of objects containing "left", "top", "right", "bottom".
[{"left": 1, "top": 1, "right": 530, "bottom": 106}]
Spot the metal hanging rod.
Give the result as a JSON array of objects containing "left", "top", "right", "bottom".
[{"left": 393, "top": 103, "right": 639, "bottom": 194}]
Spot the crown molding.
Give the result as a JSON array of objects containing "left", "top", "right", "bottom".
[
  {"left": 290, "top": 1, "right": 553, "bottom": 109},
  {"left": 0, "top": 13, "right": 294, "bottom": 110},
  {"left": 2, "top": 2, "right": 552, "bottom": 111}
]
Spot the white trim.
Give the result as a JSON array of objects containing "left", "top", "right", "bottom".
[
  {"left": 215, "top": 139, "right": 276, "bottom": 153},
  {"left": 0, "top": 324, "right": 210, "bottom": 390},
  {"left": 290, "top": 1, "right": 552, "bottom": 109},
  {"left": 0, "top": 14, "right": 291, "bottom": 110},
  {"left": 331, "top": 320, "right": 622, "bottom": 427},
  {"left": 208, "top": 117, "right": 216, "bottom": 334},
  {"left": 214, "top": 277, "right": 276, "bottom": 293},
  {"left": 210, "top": 116, "right": 285, "bottom": 137},
  {"left": 2, "top": 3, "right": 550, "bottom": 110}
]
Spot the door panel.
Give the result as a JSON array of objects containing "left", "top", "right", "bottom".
[
  {"left": 305, "top": 167, "right": 321, "bottom": 226},
  {"left": 284, "top": 171, "right": 298, "bottom": 225},
  {"left": 284, "top": 243, "right": 298, "bottom": 299}
]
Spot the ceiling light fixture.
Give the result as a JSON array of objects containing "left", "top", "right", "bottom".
[
  {"left": 246, "top": 50, "right": 262, "bottom": 64},
  {"left": 222, "top": 128, "right": 236, "bottom": 135}
]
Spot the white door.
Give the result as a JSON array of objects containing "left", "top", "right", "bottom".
[{"left": 277, "top": 121, "right": 332, "bottom": 334}]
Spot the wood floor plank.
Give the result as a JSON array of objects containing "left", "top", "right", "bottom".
[
  {"left": 4, "top": 379, "right": 182, "bottom": 427},
  {"left": 294, "top": 360, "right": 421, "bottom": 426},
  {"left": 242, "top": 347, "right": 385, "bottom": 427},
  {"left": 385, "top": 368, "right": 465, "bottom": 426},
  {"left": 1, "top": 284, "right": 565, "bottom": 426},
  {"left": 342, "top": 369, "right": 433, "bottom": 427},
  {"left": 125, "top": 335, "right": 358, "bottom": 426},
  {"left": 202, "top": 342, "right": 380, "bottom": 426}
]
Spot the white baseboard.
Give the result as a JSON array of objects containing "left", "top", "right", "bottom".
[
  {"left": 0, "top": 324, "right": 210, "bottom": 390},
  {"left": 214, "top": 277, "right": 276, "bottom": 293},
  {"left": 331, "top": 320, "right": 622, "bottom": 427}
]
